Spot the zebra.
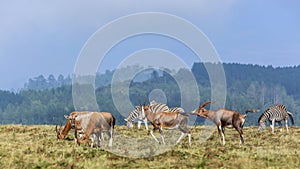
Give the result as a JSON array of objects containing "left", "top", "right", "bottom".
[
  {"left": 258, "top": 104, "right": 294, "bottom": 133},
  {"left": 125, "top": 100, "right": 185, "bottom": 130},
  {"left": 125, "top": 102, "right": 169, "bottom": 130},
  {"left": 149, "top": 100, "right": 185, "bottom": 113},
  {"left": 169, "top": 107, "right": 185, "bottom": 113}
]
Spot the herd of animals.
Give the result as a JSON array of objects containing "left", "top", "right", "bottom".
[{"left": 55, "top": 100, "right": 295, "bottom": 147}]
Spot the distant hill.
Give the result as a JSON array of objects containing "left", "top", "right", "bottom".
[
  {"left": 192, "top": 63, "right": 300, "bottom": 98},
  {"left": 0, "top": 62, "right": 299, "bottom": 125}
]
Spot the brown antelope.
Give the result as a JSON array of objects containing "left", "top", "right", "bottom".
[
  {"left": 66, "top": 112, "right": 101, "bottom": 147},
  {"left": 56, "top": 111, "right": 91, "bottom": 140},
  {"left": 72, "top": 112, "right": 115, "bottom": 147},
  {"left": 56, "top": 111, "right": 112, "bottom": 147},
  {"left": 139, "top": 105, "right": 191, "bottom": 145},
  {"left": 190, "top": 101, "right": 258, "bottom": 145}
]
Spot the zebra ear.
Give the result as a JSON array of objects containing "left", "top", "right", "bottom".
[{"left": 124, "top": 119, "right": 128, "bottom": 122}]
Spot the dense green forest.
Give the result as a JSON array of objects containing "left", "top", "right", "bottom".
[{"left": 0, "top": 63, "right": 299, "bottom": 126}]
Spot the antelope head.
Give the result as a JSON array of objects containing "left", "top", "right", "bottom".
[
  {"left": 65, "top": 114, "right": 78, "bottom": 129},
  {"left": 190, "top": 101, "right": 213, "bottom": 118}
]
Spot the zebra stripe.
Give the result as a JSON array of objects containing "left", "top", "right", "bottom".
[
  {"left": 150, "top": 100, "right": 184, "bottom": 113},
  {"left": 169, "top": 107, "right": 185, "bottom": 113},
  {"left": 125, "top": 100, "right": 185, "bottom": 130},
  {"left": 125, "top": 108, "right": 141, "bottom": 122},
  {"left": 258, "top": 104, "right": 294, "bottom": 132},
  {"left": 125, "top": 102, "right": 169, "bottom": 130},
  {"left": 149, "top": 103, "right": 169, "bottom": 113}
]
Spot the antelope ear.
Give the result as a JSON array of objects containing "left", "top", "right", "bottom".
[
  {"left": 64, "top": 115, "right": 69, "bottom": 119},
  {"left": 124, "top": 119, "right": 128, "bottom": 122}
]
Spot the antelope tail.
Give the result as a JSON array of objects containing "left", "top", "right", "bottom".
[{"left": 244, "top": 109, "right": 259, "bottom": 118}]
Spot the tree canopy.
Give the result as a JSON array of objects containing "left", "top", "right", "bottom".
[{"left": 0, "top": 63, "right": 299, "bottom": 126}]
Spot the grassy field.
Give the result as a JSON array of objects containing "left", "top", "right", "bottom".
[{"left": 0, "top": 124, "right": 299, "bottom": 169}]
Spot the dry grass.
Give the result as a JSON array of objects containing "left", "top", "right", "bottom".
[{"left": 0, "top": 124, "right": 299, "bottom": 168}]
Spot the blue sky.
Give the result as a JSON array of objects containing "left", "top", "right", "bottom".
[{"left": 0, "top": 1, "right": 299, "bottom": 90}]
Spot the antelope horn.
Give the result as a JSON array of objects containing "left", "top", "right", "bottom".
[
  {"left": 200, "top": 101, "right": 214, "bottom": 109},
  {"left": 55, "top": 125, "right": 59, "bottom": 133},
  {"left": 138, "top": 95, "right": 141, "bottom": 106}
]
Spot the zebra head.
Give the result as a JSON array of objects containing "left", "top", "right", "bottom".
[
  {"left": 124, "top": 106, "right": 143, "bottom": 129},
  {"left": 258, "top": 122, "right": 266, "bottom": 131},
  {"left": 124, "top": 118, "right": 134, "bottom": 129}
]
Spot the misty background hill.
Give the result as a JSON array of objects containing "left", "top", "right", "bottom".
[{"left": 0, "top": 62, "right": 299, "bottom": 126}]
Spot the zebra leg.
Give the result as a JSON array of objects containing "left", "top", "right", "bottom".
[
  {"left": 278, "top": 121, "right": 282, "bottom": 132},
  {"left": 144, "top": 118, "right": 149, "bottom": 130},
  {"left": 270, "top": 119, "right": 275, "bottom": 133},
  {"left": 137, "top": 121, "right": 142, "bottom": 129},
  {"left": 285, "top": 119, "right": 289, "bottom": 132}
]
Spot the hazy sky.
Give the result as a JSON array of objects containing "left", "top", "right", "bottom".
[{"left": 1, "top": 1, "right": 299, "bottom": 90}]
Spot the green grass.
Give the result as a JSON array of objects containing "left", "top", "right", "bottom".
[{"left": 0, "top": 125, "right": 299, "bottom": 168}]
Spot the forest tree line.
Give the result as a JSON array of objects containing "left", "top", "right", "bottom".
[{"left": 0, "top": 62, "right": 299, "bottom": 126}]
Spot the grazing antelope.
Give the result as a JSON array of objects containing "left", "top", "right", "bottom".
[
  {"left": 56, "top": 111, "right": 91, "bottom": 140},
  {"left": 258, "top": 104, "right": 294, "bottom": 133},
  {"left": 66, "top": 113, "right": 101, "bottom": 147},
  {"left": 139, "top": 105, "right": 191, "bottom": 145},
  {"left": 190, "top": 101, "right": 258, "bottom": 145},
  {"left": 72, "top": 112, "right": 115, "bottom": 147}
]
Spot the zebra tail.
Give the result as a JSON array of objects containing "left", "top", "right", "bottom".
[{"left": 287, "top": 111, "right": 295, "bottom": 125}]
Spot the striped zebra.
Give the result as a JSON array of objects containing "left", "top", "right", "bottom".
[
  {"left": 125, "top": 102, "right": 169, "bottom": 130},
  {"left": 258, "top": 104, "right": 294, "bottom": 133},
  {"left": 149, "top": 100, "right": 185, "bottom": 113},
  {"left": 169, "top": 107, "right": 185, "bottom": 113}
]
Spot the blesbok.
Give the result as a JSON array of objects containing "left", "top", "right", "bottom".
[
  {"left": 138, "top": 105, "right": 191, "bottom": 145},
  {"left": 190, "top": 101, "right": 259, "bottom": 145},
  {"left": 72, "top": 112, "right": 115, "bottom": 147},
  {"left": 56, "top": 111, "right": 91, "bottom": 140},
  {"left": 66, "top": 113, "right": 101, "bottom": 147}
]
